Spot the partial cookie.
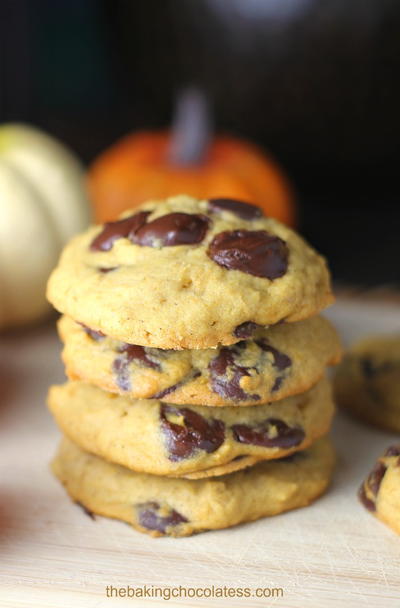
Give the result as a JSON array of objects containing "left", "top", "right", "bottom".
[
  {"left": 358, "top": 445, "right": 400, "bottom": 535},
  {"left": 47, "top": 195, "right": 333, "bottom": 349},
  {"left": 52, "top": 436, "right": 335, "bottom": 537},
  {"left": 48, "top": 378, "right": 334, "bottom": 479},
  {"left": 334, "top": 335, "right": 400, "bottom": 432},
  {"left": 59, "top": 314, "right": 341, "bottom": 406}
]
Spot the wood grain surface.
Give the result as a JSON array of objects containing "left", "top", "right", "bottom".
[{"left": 1, "top": 298, "right": 400, "bottom": 607}]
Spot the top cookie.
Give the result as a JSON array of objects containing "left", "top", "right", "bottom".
[{"left": 47, "top": 195, "right": 334, "bottom": 349}]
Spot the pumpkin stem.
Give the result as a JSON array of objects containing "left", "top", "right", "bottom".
[{"left": 168, "top": 87, "right": 212, "bottom": 166}]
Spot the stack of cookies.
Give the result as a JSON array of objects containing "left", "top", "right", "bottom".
[{"left": 47, "top": 195, "right": 341, "bottom": 537}]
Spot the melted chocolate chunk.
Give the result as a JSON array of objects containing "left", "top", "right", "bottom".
[
  {"left": 113, "top": 357, "right": 130, "bottom": 391},
  {"left": 360, "top": 357, "right": 399, "bottom": 404},
  {"left": 232, "top": 418, "right": 305, "bottom": 448},
  {"left": 207, "top": 230, "right": 288, "bottom": 279},
  {"left": 76, "top": 501, "right": 96, "bottom": 520},
  {"left": 358, "top": 484, "right": 376, "bottom": 512},
  {"left": 130, "top": 212, "right": 209, "bottom": 247},
  {"left": 271, "top": 376, "right": 284, "bottom": 392},
  {"left": 98, "top": 266, "right": 118, "bottom": 273},
  {"left": 256, "top": 339, "right": 291, "bottom": 393},
  {"left": 120, "top": 344, "right": 160, "bottom": 369},
  {"left": 160, "top": 404, "right": 225, "bottom": 461},
  {"left": 209, "top": 345, "right": 260, "bottom": 402},
  {"left": 384, "top": 445, "right": 400, "bottom": 459},
  {"left": 113, "top": 344, "right": 161, "bottom": 391},
  {"left": 233, "top": 321, "right": 260, "bottom": 339},
  {"left": 152, "top": 384, "right": 179, "bottom": 400},
  {"left": 255, "top": 339, "right": 292, "bottom": 371},
  {"left": 209, "top": 339, "right": 291, "bottom": 401},
  {"left": 208, "top": 198, "right": 263, "bottom": 220},
  {"left": 90, "top": 211, "right": 150, "bottom": 251},
  {"left": 359, "top": 451, "right": 397, "bottom": 512},
  {"left": 79, "top": 323, "right": 105, "bottom": 341},
  {"left": 367, "top": 461, "right": 387, "bottom": 496},
  {"left": 361, "top": 357, "right": 398, "bottom": 379},
  {"left": 152, "top": 370, "right": 201, "bottom": 400},
  {"left": 361, "top": 357, "right": 375, "bottom": 378},
  {"left": 137, "top": 501, "right": 187, "bottom": 533}
]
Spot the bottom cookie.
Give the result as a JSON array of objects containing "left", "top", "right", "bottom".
[
  {"left": 52, "top": 436, "right": 335, "bottom": 537},
  {"left": 359, "top": 445, "right": 400, "bottom": 535}
]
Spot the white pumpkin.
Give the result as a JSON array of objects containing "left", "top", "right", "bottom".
[{"left": 0, "top": 124, "right": 91, "bottom": 329}]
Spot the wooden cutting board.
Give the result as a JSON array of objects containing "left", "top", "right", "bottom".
[{"left": 1, "top": 296, "right": 400, "bottom": 608}]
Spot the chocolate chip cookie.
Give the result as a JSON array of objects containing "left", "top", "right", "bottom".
[
  {"left": 59, "top": 314, "right": 341, "bottom": 406},
  {"left": 47, "top": 195, "right": 334, "bottom": 349},
  {"left": 47, "top": 377, "right": 334, "bottom": 479},
  {"left": 359, "top": 445, "right": 400, "bottom": 535},
  {"left": 52, "top": 435, "right": 335, "bottom": 537},
  {"left": 334, "top": 335, "right": 400, "bottom": 432}
]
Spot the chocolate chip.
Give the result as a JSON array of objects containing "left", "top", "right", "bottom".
[
  {"left": 256, "top": 339, "right": 291, "bottom": 393},
  {"left": 232, "top": 418, "right": 305, "bottom": 448},
  {"left": 79, "top": 323, "right": 105, "bottom": 341},
  {"left": 113, "top": 344, "right": 161, "bottom": 391},
  {"left": 152, "top": 370, "right": 201, "bottom": 400},
  {"left": 359, "top": 450, "right": 398, "bottom": 513},
  {"left": 361, "top": 357, "right": 398, "bottom": 379},
  {"left": 113, "top": 358, "right": 130, "bottom": 391},
  {"left": 361, "top": 357, "right": 376, "bottom": 378},
  {"left": 207, "top": 230, "right": 288, "bottom": 279},
  {"left": 209, "top": 345, "right": 261, "bottom": 402},
  {"left": 209, "top": 339, "right": 291, "bottom": 401},
  {"left": 160, "top": 404, "right": 225, "bottom": 461},
  {"left": 384, "top": 445, "right": 400, "bottom": 459},
  {"left": 358, "top": 484, "right": 376, "bottom": 512},
  {"left": 120, "top": 344, "right": 160, "bottom": 369},
  {"left": 137, "top": 501, "right": 187, "bottom": 534},
  {"left": 233, "top": 321, "right": 260, "bottom": 339},
  {"left": 152, "top": 384, "right": 179, "bottom": 400},
  {"left": 271, "top": 376, "right": 284, "bottom": 392},
  {"left": 90, "top": 211, "right": 150, "bottom": 251},
  {"left": 367, "top": 461, "right": 387, "bottom": 496},
  {"left": 98, "top": 266, "right": 118, "bottom": 273},
  {"left": 130, "top": 212, "right": 209, "bottom": 247},
  {"left": 76, "top": 501, "right": 96, "bottom": 520},
  {"left": 208, "top": 198, "right": 263, "bottom": 220},
  {"left": 255, "top": 339, "right": 292, "bottom": 372}
]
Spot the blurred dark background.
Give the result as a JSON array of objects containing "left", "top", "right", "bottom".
[{"left": 1, "top": 0, "right": 399, "bottom": 285}]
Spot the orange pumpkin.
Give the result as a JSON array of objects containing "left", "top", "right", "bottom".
[{"left": 88, "top": 131, "right": 295, "bottom": 225}]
